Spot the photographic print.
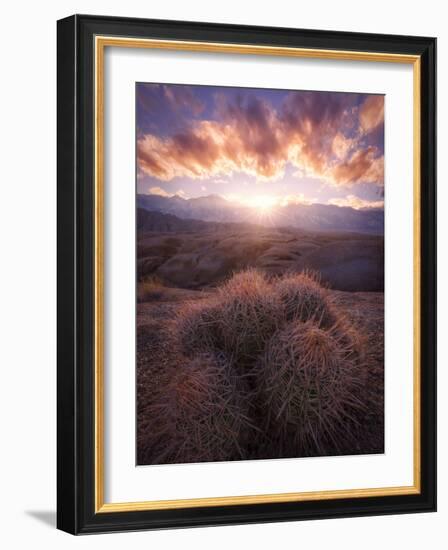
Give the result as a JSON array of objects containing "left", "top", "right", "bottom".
[
  {"left": 57, "top": 16, "right": 436, "bottom": 533},
  {"left": 136, "top": 83, "right": 385, "bottom": 466}
]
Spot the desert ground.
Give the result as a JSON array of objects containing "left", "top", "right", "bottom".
[
  {"left": 136, "top": 212, "right": 384, "bottom": 466},
  {"left": 137, "top": 209, "right": 384, "bottom": 292}
]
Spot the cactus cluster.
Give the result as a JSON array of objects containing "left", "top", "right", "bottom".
[{"left": 138, "top": 269, "right": 370, "bottom": 464}]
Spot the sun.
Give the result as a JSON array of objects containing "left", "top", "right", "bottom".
[{"left": 246, "top": 195, "right": 278, "bottom": 212}]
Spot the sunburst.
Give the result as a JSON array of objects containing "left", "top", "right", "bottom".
[{"left": 244, "top": 195, "right": 278, "bottom": 212}]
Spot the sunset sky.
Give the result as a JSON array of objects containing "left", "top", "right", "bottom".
[{"left": 136, "top": 83, "right": 384, "bottom": 210}]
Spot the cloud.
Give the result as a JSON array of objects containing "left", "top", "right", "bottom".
[
  {"left": 327, "top": 194, "right": 384, "bottom": 210},
  {"left": 359, "top": 95, "right": 384, "bottom": 133},
  {"left": 138, "top": 112, "right": 285, "bottom": 182},
  {"left": 280, "top": 91, "right": 358, "bottom": 175},
  {"left": 330, "top": 147, "right": 384, "bottom": 186},
  {"left": 223, "top": 192, "right": 316, "bottom": 208},
  {"left": 138, "top": 123, "right": 223, "bottom": 181},
  {"left": 162, "top": 85, "right": 205, "bottom": 116},
  {"left": 148, "top": 186, "right": 171, "bottom": 197},
  {"left": 137, "top": 83, "right": 204, "bottom": 117},
  {"left": 332, "top": 132, "right": 355, "bottom": 160},
  {"left": 138, "top": 89, "right": 384, "bottom": 189},
  {"left": 279, "top": 194, "right": 318, "bottom": 206},
  {"left": 148, "top": 186, "right": 187, "bottom": 198}
]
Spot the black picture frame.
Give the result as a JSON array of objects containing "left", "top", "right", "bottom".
[{"left": 57, "top": 14, "right": 436, "bottom": 534}]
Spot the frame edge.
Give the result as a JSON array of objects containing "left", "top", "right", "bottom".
[{"left": 57, "top": 14, "right": 79, "bottom": 535}]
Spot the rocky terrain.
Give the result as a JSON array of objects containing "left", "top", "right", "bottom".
[{"left": 137, "top": 209, "right": 384, "bottom": 292}]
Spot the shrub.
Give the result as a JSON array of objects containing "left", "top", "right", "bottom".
[
  {"left": 255, "top": 321, "right": 367, "bottom": 457},
  {"left": 139, "top": 267, "right": 373, "bottom": 463},
  {"left": 214, "top": 269, "right": 282, "bottom": 366},
  {"left": 137, "top": 351, "right": 254, "bottom": 464},
  {"left": 175, "top": 269, "right": 282, "bottom": 367},
  {"left": 274, "top": 270, "right": 336, "bottom": 327}
]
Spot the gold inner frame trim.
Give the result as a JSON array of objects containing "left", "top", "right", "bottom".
[{"left": 94, "top": 35, "right": 422, "bottom": 514}]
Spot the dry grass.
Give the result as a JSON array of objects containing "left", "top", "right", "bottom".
[{"left": 137, "top": 275, "right": 167, "bottom": 303}]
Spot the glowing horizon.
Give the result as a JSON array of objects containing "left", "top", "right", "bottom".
[{"left": 142, "top": 188, "right": 384, "bottom": 212}]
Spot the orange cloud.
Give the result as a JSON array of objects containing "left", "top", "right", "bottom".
[
  {"left": 359, "top": 95, "right": 384, "bottom": 133},
  {"left": 138, "top": 114, "right": 286, "bottom": 182},
  {"left": 279, "top": 194, "right": 318, "bottom": 206},
  {"left": 148, "top": 186, "right": 187, "bottom": 198},
  {"left": 327, "top": 194, "right": 384, "bottom": 210},
  {"left": 330, "top": 147, "right": 384, "bottom": 187},
  {"left": 138, "top": 92, "right": 384, "bottom": 188},
  {"left": 332, "top": 132, "right": 355, "bottom": 160}
]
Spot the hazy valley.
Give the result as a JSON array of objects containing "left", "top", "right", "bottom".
[{"left": 137, "top": 206, "right": 384, "bottom": 292}]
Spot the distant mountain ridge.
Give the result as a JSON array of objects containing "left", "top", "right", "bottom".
[
  {"left": 137, "top": 193, "right": 384, "bottom": 235},
  {"left": 137, "top": 208, "right": 265, "bottom": 234}
]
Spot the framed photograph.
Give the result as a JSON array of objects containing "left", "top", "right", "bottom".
[{"left": 57, "top": 14, "right": 436, "bottom": 534}]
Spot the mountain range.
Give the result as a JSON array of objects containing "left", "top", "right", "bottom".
[{"left": 137, "top": 193, "right": 384, "bottom": 234}]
